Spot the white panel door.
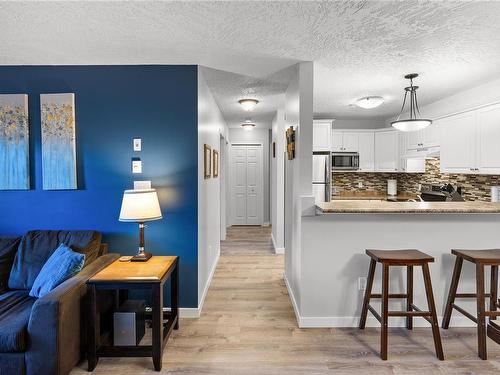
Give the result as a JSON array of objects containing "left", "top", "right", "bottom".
[
  {"left": 231, "top": 146, "right": 247, "bottom": 225},
  {"left": 358, "top": 132, "right": 375, "bottom": 172},
  {"left": 477, "top": 103, "right": 500, "bottom": 174},
  {"left": 230, "top": 145, "right": 263, "bottom": 225},
  {"left": 439, "top": 112, "right": 476, "bottom": 174}
]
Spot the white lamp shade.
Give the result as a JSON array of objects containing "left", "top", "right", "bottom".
[
  {"left": 391, "top": 119, "right": 432, "bottom": 132},
  {"left": 119, "top": 189, "right": 162, "bottom": 222}
]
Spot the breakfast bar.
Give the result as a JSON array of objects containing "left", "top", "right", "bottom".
[{"left": 292, "top": 201, "right": 500, "bottom": 328}]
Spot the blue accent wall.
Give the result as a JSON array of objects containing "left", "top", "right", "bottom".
[{"left": 0, "top": 66, "right": 198, "bottom": 307}]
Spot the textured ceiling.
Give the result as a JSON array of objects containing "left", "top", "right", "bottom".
[{"left": 2, "top": 1, "right": 500, "bottom": 121}]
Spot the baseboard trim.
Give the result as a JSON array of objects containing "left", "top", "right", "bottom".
[
  {"left": 262, "top": 222, "right": 270, "bottom": 227},
  {"left": 283, "top": 275, "right": 475, "bottom": 328},
  {"left": 284, "top": 274, "right": 301, "bottom": 327},
  {"left": 194, "top": 251, "right": 220, "bottom": 318},
  {"left": 271, "top": 233, "right": 285, "bottom": 254}
]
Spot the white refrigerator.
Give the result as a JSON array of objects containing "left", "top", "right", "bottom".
[{"left": 312, "top": 153, "right": 331, "bottom": 204}]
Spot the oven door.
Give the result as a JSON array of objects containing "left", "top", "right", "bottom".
[{"left": 332, "top": 153, "right": 359, "bottom": 170}]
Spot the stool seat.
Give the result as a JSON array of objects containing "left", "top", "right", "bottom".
[
  {"left": 367, "top": 249, "right": 434, "bottom": 264},
  {"left": 451, "top": 249, "right": 500, "bottom": 264}
]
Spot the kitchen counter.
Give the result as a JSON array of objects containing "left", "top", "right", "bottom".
[
  {"left": 317, "top": 200, "right": 500, "bottom": 214},
  {"left": 331, "top": 191, "right": 418, "bottom": 201}
]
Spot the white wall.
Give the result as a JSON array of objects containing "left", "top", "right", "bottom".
[
  {"left": 228, "top": 127, "right": 271, "bottom": 225},
  {"left": 333, "top": 118, "right": 386, "bottom": 129},
  {"left": 271, "top": 109, "right": 286, "bottom": 253},
  {"left": 284, "top": 62, "right": 314, "bottom": 313},
  {"left": 198, "top": 67, "right": 229, "bottom": 312}
]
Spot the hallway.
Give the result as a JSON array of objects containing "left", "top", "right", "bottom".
[{"left": 75, "top": 226, "right": 500, "bottom": 374}]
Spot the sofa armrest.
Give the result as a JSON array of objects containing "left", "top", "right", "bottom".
[{"left": 26, "top": 253, "right": 120, "bottom": 375}]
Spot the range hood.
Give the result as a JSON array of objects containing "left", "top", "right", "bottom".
[{"left": 402, "top": 146, "right": 440, "bottom": 159}]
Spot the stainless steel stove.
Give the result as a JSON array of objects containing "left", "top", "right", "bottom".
[{"left": 419, "top": 184, "right": 465, "bottom": 202}]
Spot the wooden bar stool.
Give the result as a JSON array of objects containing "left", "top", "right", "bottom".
[
  {"left": 442, "top": 249, "right": 500, "bottom": 360},
  {"left": 359, "top": 249, "right": 444, "bottom": 360}
]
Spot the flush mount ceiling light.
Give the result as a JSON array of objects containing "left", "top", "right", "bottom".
[
  {"left": 241, "top": 120, "right": 256, "bottom": 131},
  {"left": 238, "top": 98, "right": 259, "bottom": 111},
  {"left": 391, "top": 73, "right": 432, "bottom": 132},
  {"left": 355, "top": 96, "right": 384, "bottom": 109}
]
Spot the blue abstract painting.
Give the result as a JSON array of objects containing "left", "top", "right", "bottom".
[
  {"left": 0, "top": 94, "right": 29, "bottom": 190},
  {"left": 41, "top": 93, "right": 77, "bottom": 190}
]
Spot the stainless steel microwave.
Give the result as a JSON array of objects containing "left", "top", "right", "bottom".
[{"left": 332, "top": 152, "right": 359, "bottom": 171}]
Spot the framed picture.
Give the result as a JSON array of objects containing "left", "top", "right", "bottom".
[
  {"left": 286, "top": 126, "right": 295, "bottom": 160},
  {"left": 272, "top": 142, "right": 276, "bottom": 158},
  {"left": 204, "top": 144, "right": 211, "bottom": 179},
  {"left": 40, "top": 93, "right": 77, "bottom": 190},
  {"left": 213, "top": 149, "right": 219, "bottom": 178},
  {"left": 0, "top": 94, "right": 30, "bottom": 190}
]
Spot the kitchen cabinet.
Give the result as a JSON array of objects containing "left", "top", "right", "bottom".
[
  {"left": 406, "top": 123, "right": 440, "bottom": 150},
  {"left": 477, "top": 103, "right": 500, "bottom": 174},
  {"left": 332, "top": 131, "right": 359, "bottom": 152},
  {"left": 398, "top": 133, "right": 425, "bottom": 173},
  {"left": 439, "top": 112, "right": 477, "bottom": 174},
  {"left": 375, "top": 130, "right": 398, "bottom": 172},
  {"left": 313, "top": 120, "right": 332, "bottom": 152},
  {"left": 357, "top": 132, "right": 375, "bottom": 172}
]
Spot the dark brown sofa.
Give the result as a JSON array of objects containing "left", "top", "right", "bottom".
[{"left": 0, "top": 230, "right": 119, "bottom": 375}]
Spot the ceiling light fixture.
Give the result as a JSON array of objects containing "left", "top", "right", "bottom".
[
  {"left": 391, "top": 73, "right": 432, "bottom": 132},
  {"left": 238, "top": 98, "right": 259, "bottom": 111},
  {"left": 355, "top": 96, "right": 384, "bottom": 109},
  {"left": 241, "top": 120, "right": 256, "bottom": 131}
]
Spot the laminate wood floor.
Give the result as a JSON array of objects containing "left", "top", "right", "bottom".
[{"left": 73, "top": 226, "right": 500, "bottom": 374}]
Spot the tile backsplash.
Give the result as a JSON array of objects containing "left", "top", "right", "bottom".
[{"left": 332, "top": 158, "right": 500, "bottom": 201}]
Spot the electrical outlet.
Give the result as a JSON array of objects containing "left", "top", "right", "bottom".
[
  {"left": 358, "top": 181, "right": 364, "bottom": 188},
  {"left": 132, "top": 159, "right": 142, "bottom": 174},
  {"left": 358, "top": 277, "right": 367, "bottom": 291}
]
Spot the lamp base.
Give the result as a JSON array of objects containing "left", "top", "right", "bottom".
[{"left": 130, "top": 251, "right": 152, "bottom": 262}]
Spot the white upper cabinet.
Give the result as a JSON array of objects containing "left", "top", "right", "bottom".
[
  {"left": 332, "top": 131, "right": 344, "bottom": 152},
  {"left": 398, "top": 132, "right": 425, "bottom": 173},
  {"left": 358, "top": 132, "right": 375, "bottom": 172},
  {"left": 342, "top": 133, "right": 359, "bottom": 152},
  {"left": 375, "top": 130, "right": 399, "bottom": 172},
  {"left": 439, "top": 112, "right": 477, "bottom": 174},
  {"left": 313, "top": 120, "right": 332, "bottom": 152},
  {"left": 332, "top": 131, "right": 359, "bottom": 152},
  {"left": 477, "top": 103, "right": 500, "bottom": 174},
  {"left": 406, "top": 123, "right": 440, "bottom": 150}
]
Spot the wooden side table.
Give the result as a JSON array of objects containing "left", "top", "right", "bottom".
[{"left": 87, "top": 256, "right": 179, "bottom": 371}]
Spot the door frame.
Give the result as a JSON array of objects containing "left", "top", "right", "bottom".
[{"left": 229, "top": 143, "right": 264, "bottom": 226}]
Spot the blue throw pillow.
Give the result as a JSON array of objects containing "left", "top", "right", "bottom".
[{"left": 29, "top": 243, "right": 85, "bottom": 298}]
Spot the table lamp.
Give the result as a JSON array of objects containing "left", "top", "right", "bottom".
[{"left": 119, "top": 189, "right": 162, "bottom": 261}]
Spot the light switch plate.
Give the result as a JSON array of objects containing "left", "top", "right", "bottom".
[
  {"left": 132, "top": 159, "right": 142, "bottom": 174},
  {"left": 133, "top": 138, "right": 142, "bottom": 151},
  {"left": 134, "top": 180, "right": 151, "bottom": 190}
]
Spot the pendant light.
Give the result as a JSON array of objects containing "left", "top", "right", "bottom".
[{"left": 391, "top": 73, "right": 432, "bottom": 132}]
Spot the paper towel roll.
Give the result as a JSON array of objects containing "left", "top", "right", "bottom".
[
  {"left": 387, "top": 180, "right": 397, "bottom": 196},
  {"left": 492, "top": 186, "right": 499, "bottom": 203}
]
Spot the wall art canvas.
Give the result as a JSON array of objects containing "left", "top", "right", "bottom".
[
  {"left": 213, "top": 149, "right": 219, "bottom": 178},
  {"left": 41, "top": 93, "right": 77, "bottom": 190},
  {"left": 0, "top": 94, "right": 29, "bottom": 190}
]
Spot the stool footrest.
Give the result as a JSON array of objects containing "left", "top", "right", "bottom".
[
  {"left": 388, "top": 311, "right": 431, "bottom": 317},
  {"left": 488, "top": 321, "right": 500, "bottom": 345},
  {"left": 452, "top": 303, "right": 478, "bottom": 324},
  {"left": 456, "top": 293, "right": 492, "bottom": 298},
  {"left": 367, "top": 304, "right": 381, "bottom": 323},
  {"left": 371, "top": 293, "right": 408, "bottom": 299}
]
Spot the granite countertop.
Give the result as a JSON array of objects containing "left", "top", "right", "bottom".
[
  {"left": 331, "top": 191, "right": 418, "bottom": 201},
  {"left": 317, "top": 200, "right": 500, "bottom": 214}
]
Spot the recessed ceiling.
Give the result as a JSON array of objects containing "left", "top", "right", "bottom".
[{"left": 2, "top": 1, "right": 500, "bottom": 120}]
